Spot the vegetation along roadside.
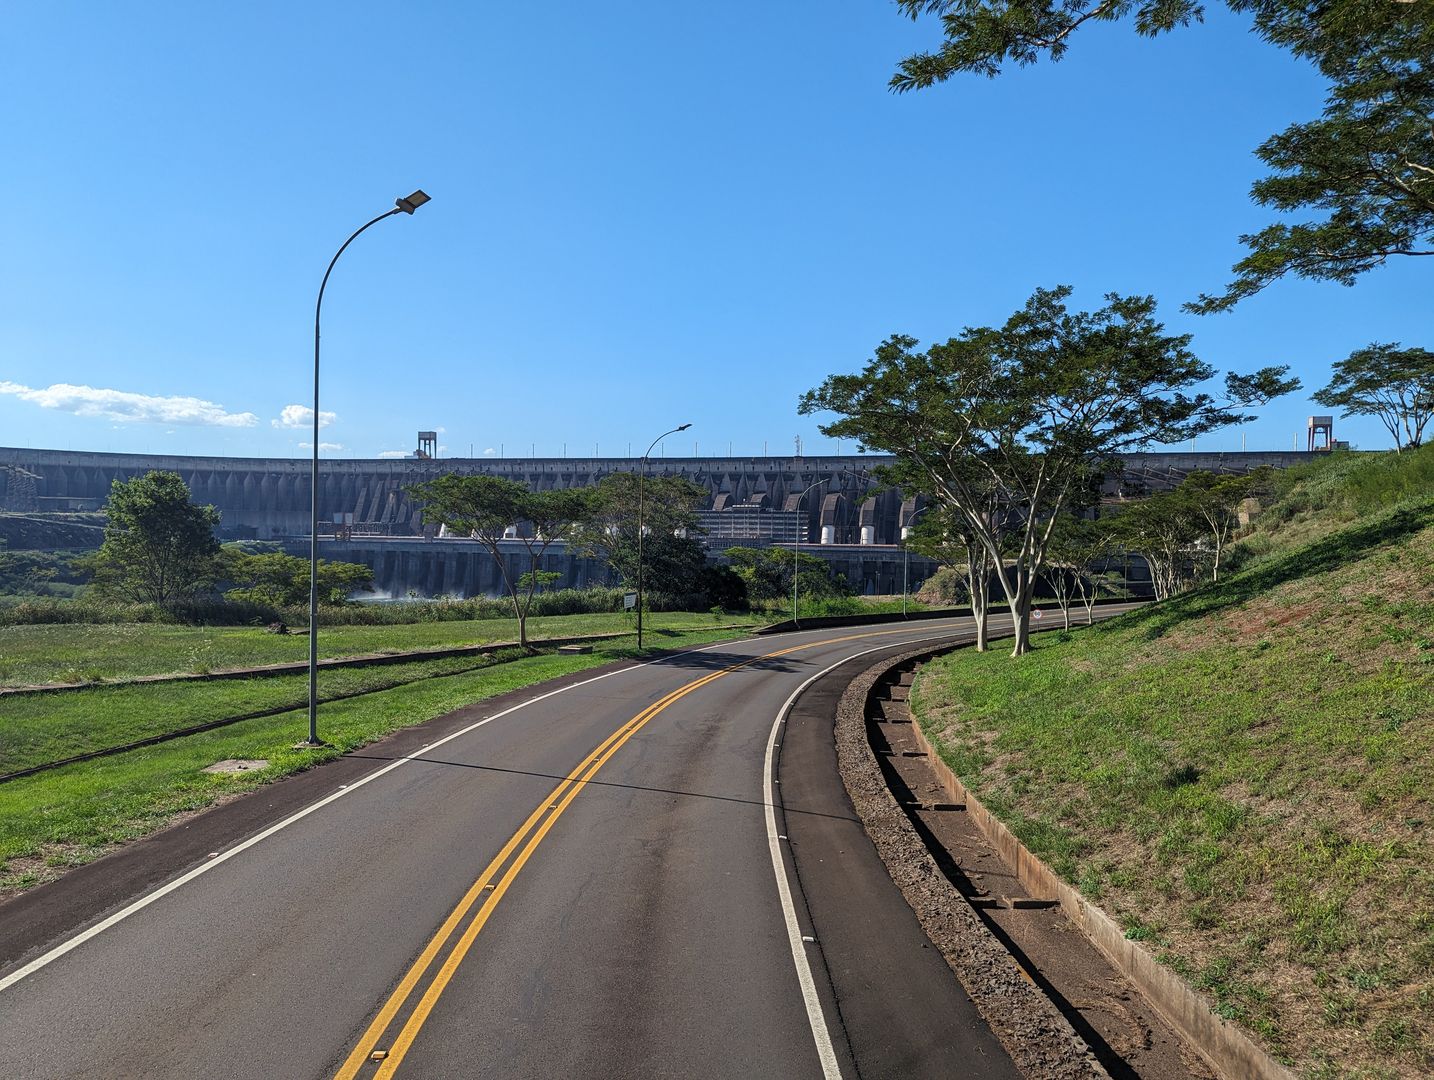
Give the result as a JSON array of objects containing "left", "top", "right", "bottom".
[{"left": 909, "top": 451, "right": 1434, "bottom": 1079}]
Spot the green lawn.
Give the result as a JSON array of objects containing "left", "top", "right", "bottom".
[
  {"left": 911, "top": 499, "right": 1434, "bottom": 1079},
  {"left": 0, "top": 610, "right": 764, "bottom": 687},
  {"left": 0, "top": 624, "right": 752, "bottom": 896},
  {"left": 0, "top": 651, "right": 525, "bottom": 776}
]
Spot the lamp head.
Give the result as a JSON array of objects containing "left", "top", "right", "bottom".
[
  {"left": 676, "top": 423, "right": 692, "bottom": 432},
  {"left": 396, "top": 190, "right": 431, "bottom": 215}
]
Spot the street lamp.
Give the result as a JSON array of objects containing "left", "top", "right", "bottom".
[
  {"left": 303, "top": 190, "right": 430, "bottom": 747},
  {"left": 791, "top": 478, "right": 828, "bottom": 626},
  {"left": 636, "top": 422, "right": 691, "bottom": 651},
  {"left": 901, "top": 503, "right": 932, "bottom": 618}
]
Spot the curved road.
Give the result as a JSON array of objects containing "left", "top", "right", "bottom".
[{"left": 0, "top": 615, "right": 1089, "bottom": 1079}]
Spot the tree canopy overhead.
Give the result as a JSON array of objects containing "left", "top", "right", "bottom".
[
  {"left": 891, "top": 1, "right": 1433, "bottom": 311},
  {"left": 1313, "top": 342, "right": 1434, "bottom": 451}
]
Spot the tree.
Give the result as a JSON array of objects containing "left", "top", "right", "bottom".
[
  {"left": 890, "top": 2, "right": 1433, "bottom": 311},
  {"left": 1314, "top": 343, "right": 1434, "bottom": 451},
  {"left": 570, "top": 472, "right": 710, "bottom": 597},
  {"left": 1108, "top": 490, "right": 1207, "bottom": 600},
  {"left": 1178, "top": 468, "right": 1266, "bottom": 580},
  {"left": 723, "top": 546, "right": 851, "bottom": 609},
  {"left": 407, "top": 475, "right": 593, "bottom": 649},
  {"left": 92, "top": 471, "right": 221, "bottom": 609},
  {"left": 906, "top": 504, "right": 997, "bottom": 650},
  {"left": 1039, "top": 514, "right": 1122, "bottom": 629},
  {"left": 222, "top": 548, "right": 374, "bottom": 607},
  {"left": 801, "top": 285, "right": 1296, "bottom": 655}
]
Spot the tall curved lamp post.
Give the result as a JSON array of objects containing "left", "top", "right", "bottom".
[
  {"left": 792, "top": 478, "right": 829, "bottom": 626},
  {"left": 636, "top": 422, "right": 691, "bottom": 651},
  {"left": 304, "top": 190, "right": 430, "bottom": 747},
  {"left": 901, "top": 503, "right": 931, "bottom": 618}
]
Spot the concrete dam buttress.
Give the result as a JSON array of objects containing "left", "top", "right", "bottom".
[{"left": 0, "top": 447, "right": 1318, "bottom": 597}]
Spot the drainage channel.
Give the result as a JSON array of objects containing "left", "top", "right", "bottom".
[{"left": 865, "top": 661, "right": 1216, "bottom": 1080}]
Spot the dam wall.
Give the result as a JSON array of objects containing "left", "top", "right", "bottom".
[{"left": 0, "top": 446, "right": 1318, "bottom": 546}]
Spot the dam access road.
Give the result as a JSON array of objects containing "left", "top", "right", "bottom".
[{"left": 0, "top": 611, "right": 1133, "bottom": 1079}]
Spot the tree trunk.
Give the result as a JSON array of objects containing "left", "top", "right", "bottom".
[
  {"left": 967, "top": 545, "right": 991, "bottom": 652},
  {"left": 1007, "top": 570, "right": 1032, "bottom": 657}
]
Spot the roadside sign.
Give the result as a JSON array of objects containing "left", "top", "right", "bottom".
[
  {"left": 1032, "top": 608, "right": 1043, "bottom": 621},
  {"left": 623, "top": 592, "right": 637, "bottom": 611}
]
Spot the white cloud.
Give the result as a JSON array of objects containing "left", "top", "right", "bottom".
[
  {"left": 273, "top": 404, "right": 336, "bottom": 430},
  {"left": 0, "top": 380, "right": 258, "bottom": 427},
  {"left": 298, "top": 441, "right": 345, "bottom": 452},
  {"left": 377, "top": 450, "right": 409, "bottom": 459},
  {"left": 483, "top": 447, "right": 496, "bottom": 456}
]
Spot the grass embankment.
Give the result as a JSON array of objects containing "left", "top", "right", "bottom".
[
  {"left": 0, "top": 652, "right": 530, "bottom": 776},
  {"left": 0, "top": 623, "right": 752, "bottom": 897},
  {"left": 911, "top": 450, "right": 1434, "bottom": 1079},
  {"left": 0, "top": 611, "right": 765, "bottom": 687}
]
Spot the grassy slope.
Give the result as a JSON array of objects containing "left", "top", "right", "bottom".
[
  {"left": 0, "top": 624, "right": 750, "bottom": 897},
  {"left": 0, "top": 610, "right": 763, "bottom": 687},
  {"left": 912, "top": 451, "right": 1434, "bottom": 1080}
]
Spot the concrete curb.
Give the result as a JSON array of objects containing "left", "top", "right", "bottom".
[
  {"left": 907, "top": 687, "right": 1298, "bottom": 1080},
  {"left": 833, "top": 644, "right": 1109, "bottom": 1080}
]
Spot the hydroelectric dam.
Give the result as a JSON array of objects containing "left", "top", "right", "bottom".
[{"left": 0, "top": 446, "right": 1317, "bottom": 597}]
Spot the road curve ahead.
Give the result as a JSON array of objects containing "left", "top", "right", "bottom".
[{"left": 0, "top": 615, "right": 1082, "bottom": 1079}]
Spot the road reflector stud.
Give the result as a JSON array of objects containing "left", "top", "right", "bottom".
[
  {"left": 484, "top": 883, "right": 495, "bottom": 890},
  {"left": 801, "top": 935, "right": 815, "bottom": 942},
  {"left": 370, "top": 1050, "right": 388, "bottom": 1060}
]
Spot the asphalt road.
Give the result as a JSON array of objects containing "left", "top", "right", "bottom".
[{"left": 0, "top": 614, "right": 1093, "bottom": 1079}]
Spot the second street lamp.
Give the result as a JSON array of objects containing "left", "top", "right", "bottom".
[
  {"left": 792, "top": 478, "right": 828, "bottom": 626},
  {"left": 901, "top": 502, "right": 931, "bottom": 618},
  {"left": 636, "top": 423, "right": 691, "bottom": 651},
  {"left": 303, "top": 190, "right": 430, "bottom": 747}
]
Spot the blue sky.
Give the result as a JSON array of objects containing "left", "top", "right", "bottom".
[{"left": 1, "top": 2, "right": 1426, "bottom": 460}]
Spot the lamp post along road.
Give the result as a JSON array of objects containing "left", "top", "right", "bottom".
[
  {"left": 902, "top": 503, "right": 931, "bottom": 618},
  {"left": 636, "top": 423, "right": 691, "bottom": 651},
  {"left": 305, "top": 190, "right": 430, "bottom": 747},
  {"left": 792, "top": 478, "right": 828, "bottom": 626}
]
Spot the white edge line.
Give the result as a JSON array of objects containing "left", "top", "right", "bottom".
[
  {"left": 0, "top": 635, "right": 748, "bottom": 994},
  {"left": 763, "top": 628, "right": 977, "bottom": 1080}
]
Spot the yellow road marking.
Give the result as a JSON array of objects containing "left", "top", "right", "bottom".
[{"left": 336, "top": 625, "right": 946, "bottom": 1078}]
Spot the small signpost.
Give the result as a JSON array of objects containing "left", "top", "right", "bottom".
[
  {"left": 1031, "top": 608, "right": 1043, "bottom": 621},
  {"left": 623, "top": 592, "right": 638, "bottom": 611}
]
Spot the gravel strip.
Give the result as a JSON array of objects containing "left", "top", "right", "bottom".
[{"left": 834, "top": 645, "right": 1108, "bottom": 1080}]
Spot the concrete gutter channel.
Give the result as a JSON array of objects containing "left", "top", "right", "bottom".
[{"left": 833, "top": 643, "right": 1296, "bottom": 1080}]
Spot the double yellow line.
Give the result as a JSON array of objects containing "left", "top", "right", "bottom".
[{"left": 335, "top": 626, "right": 932, "bottom": 1078}]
